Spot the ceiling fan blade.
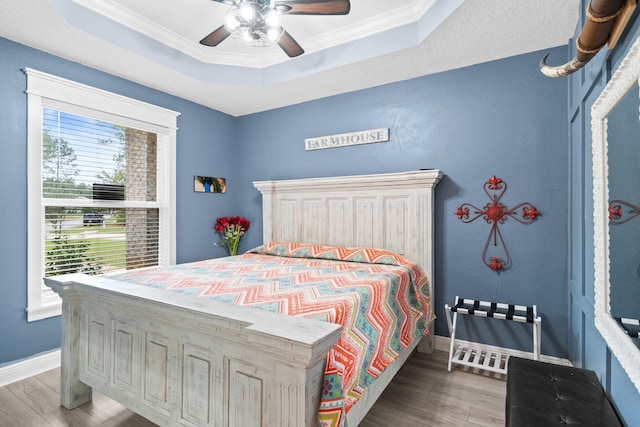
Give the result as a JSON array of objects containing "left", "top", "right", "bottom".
[
  {"left": 200, "top": 26, "right": 231, "bottom": 46},
  {"left": 275, "top": 0, "right": 350, "bottom": 15},
  {"left": 278, "top": 31, "right": 305, "bottom": 57}
]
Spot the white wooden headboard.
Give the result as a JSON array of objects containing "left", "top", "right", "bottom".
[{"left": 253, "top": 169, "right": 442, "bottom": 352}]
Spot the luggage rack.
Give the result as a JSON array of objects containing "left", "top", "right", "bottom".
[{"left": 445, "top": 296, "right": 541, "bottom": 374}]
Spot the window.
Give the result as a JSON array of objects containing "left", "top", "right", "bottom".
[{"left": 26, "top": 69, "right": 179, "bottom": 321}]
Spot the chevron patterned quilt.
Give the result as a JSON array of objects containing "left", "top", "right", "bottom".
[{"left": 108, "top": 242, "right": 433, "bottom": 427}]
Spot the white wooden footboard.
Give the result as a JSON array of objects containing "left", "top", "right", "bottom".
[{"left": 45, "top": 274, "right": 340, "bottom": 427}]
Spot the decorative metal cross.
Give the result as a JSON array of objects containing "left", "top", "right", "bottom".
[{"left": 455, "top": 176, "right": 540, "bottom": 272}]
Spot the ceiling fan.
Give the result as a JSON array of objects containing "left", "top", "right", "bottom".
[{"left": 199, "top": 0, "right": 351, "bottom": 58}]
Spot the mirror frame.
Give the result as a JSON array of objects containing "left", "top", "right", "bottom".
[{"left": 592, "top": 35, "right": 640, "bottom": 393}]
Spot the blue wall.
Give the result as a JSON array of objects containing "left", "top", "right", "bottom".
[
  {"left": 0, "top": 37, "right": 237, "bottom": 365},
  {"left": 568, "top": 2, "right": 640, "bottom": 425},
  {"left": 234, "top": 48, "right": 570, "bottom": 357}
]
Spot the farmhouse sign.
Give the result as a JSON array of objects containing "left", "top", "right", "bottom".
[{"left": 305, "top": 128, "right": 389, "bottom": 151}]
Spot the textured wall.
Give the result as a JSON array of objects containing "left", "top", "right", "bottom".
[{"left": 234, "top": 48, "right": 570, "bottom": 358}]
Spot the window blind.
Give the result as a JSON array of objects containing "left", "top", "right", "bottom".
[{"left": 42, "top": 108, "right": 161, "bottom": 276}]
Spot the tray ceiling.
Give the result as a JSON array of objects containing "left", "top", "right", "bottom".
[{"left": 0, "top": 0, "right": 580, "bottom": 116}]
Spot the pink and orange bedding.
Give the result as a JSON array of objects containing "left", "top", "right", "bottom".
[{"left": 108, "top": 242, "right": 433, "bottom": 427}]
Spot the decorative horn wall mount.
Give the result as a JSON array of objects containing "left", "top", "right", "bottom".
[
  {"left": 455, "top": 176, "right": 540, "bottom": 272},
  {"left": 539, "top": 0, "right": 636, "bottom": 78},
  {"left": 609, "top": 199, "right": 640, "bottom": 224}
]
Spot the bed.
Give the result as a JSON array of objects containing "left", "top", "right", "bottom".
[{"left": 44, "top": 169, "right": 442, "bottom": 427}]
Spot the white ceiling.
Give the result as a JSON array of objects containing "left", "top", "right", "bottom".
[{"left": 0, "top": 0, "right": 580, "bottom": 116}]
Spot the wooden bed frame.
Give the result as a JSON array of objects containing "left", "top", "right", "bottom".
[{"left": 45, "top": 169, "right": 441, "bottom": 427}]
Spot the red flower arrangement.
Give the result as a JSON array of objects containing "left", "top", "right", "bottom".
[{"left": 214, "top": 216, "right": 250, "bottom": 256}]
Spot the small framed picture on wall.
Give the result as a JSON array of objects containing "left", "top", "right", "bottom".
[{"left": 194, "top": 176, "right": 226, "bottom": 193}]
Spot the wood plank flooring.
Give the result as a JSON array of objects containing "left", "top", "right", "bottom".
[
  {"left": 0, "top": 350, "right": 505, "bottom": 427},
  {"left": 359, "top": 350, "right": 506, "bottom": 427}
]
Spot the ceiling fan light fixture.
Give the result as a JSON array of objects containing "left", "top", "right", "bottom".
[
  {"left": 264, "top": 9, "right": 281, "bottom": 28},
  {"left": 238, "top": 2, "right": 257, "bottom": 22},
  {"left": 266, "top": 28, "right": 281, "bottom": 42},
  {"left": 225, "top": 14, "right": 240, "bottom": 31},
  {"left": 223, "top": 1, "right": 284, "bottom": 47}
]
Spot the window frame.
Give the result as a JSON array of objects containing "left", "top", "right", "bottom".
[{"left": 26, "top": 68, "right": 179, "bottom": 322}]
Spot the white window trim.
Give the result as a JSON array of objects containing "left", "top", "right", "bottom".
[{"left": 26, "top": 68, "right": 179, "bottom": 322}]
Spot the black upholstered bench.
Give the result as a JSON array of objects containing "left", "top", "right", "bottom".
[{"left": 506, "top": 357, "right": 622, "bottom": 427}]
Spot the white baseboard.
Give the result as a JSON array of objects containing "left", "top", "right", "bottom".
[
  {"left": 0, "top": 349, "right": 61, "bottom": 387},
  {"left": 434, "top": 335, "right": 572, "bottom": 366}
]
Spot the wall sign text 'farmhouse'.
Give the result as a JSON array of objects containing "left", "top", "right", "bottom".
[{"left": 305, "top": 128, "right": 389, "bottom": 151}]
